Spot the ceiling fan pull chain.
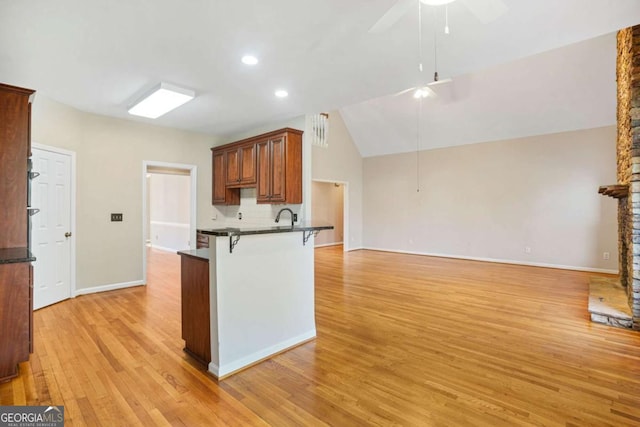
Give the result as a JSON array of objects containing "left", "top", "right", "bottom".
[
  {"left": 445, "top": 5, "right": 450, "bottom": 34},
  {"left": 416, "top": 95, "right": 422, "bottom": 193},
  {"left": 418, "top": 0, "right": 423, "bottom": 73}
]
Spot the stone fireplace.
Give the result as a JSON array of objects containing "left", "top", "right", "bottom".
[{"left": 599, "top": 25, "right": 640, "bottom": 330}]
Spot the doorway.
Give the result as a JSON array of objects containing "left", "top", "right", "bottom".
[
  {"left": 312, "top": 180, "right": 347, "bottom": 249},
  {"left": 142, "top": 161, "right": 197, "bottom": 284},
  {"left": 31, "top": 144, "right": 76, "bottom": 310}
]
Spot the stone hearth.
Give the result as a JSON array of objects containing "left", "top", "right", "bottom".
[{"left": 588, "top": 277, "right": 632, "bottom": 329}]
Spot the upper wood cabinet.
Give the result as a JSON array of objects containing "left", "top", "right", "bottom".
[
  {"left": 212, "top": 149, "right": 240, "bottom": 205},
  {"left": 211, "top": 128, "right": 303, "bottom": 205},
  {"left": 225, "top": 143, "right": 256, "bottom": 187}
]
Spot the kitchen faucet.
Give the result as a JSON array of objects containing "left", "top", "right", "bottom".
[{"left": 275, "top": 208, "right": 295, "bottom": 227}]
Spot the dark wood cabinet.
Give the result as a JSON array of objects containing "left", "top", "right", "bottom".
[
  {"left": 0, "top": 83, "right": 35, "bottom": 382},
  {"left": 212, "top": 149, "right": 240, "bottom": 205},
  {"left": 256, "top": 131, "right": 302, "bottom": 204},
  {"left": 225, "top": 143, "right": 256, "bottom": 187},
  {"left": 0, "top": 263, "right": 31, "bottom": 381},
  {"left": 179, "top": 253, "right": 210, "bottom": 365},
  {"left": 211, "top": 128, "right": 303, "bottom": 205},
  {"left": 196, "top": 232, "right": 209, "bottom": 249}
]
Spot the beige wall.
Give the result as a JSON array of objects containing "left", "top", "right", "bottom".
[
  {"left": 363, "top": 126, "right": 619, "bottom": 271},
  {"left": 312, "top": 110, "right": 363, "bottom": 249},
  {"left": 312, "top": 181, "right": 344, "bottom": 246},
  {"left": 31, "top": 95, "right": 220, "bottom": 290}
]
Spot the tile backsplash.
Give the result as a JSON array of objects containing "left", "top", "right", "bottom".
[{"left": 212, "top": 188, "right": 303, "bottom": 228}]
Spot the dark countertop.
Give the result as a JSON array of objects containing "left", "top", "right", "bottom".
[
  {"left": 0, "top": 247, "right": 36, "bottom": 264},
  {"left": 197, "top": 223, "right": 334, "bottom": 237},
  {"left": 177, "top": 248, "right": 210, "bottom": 261}
]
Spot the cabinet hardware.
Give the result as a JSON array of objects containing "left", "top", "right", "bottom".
[{"left": 64, "top": 232, "right": 72, "bottom": 238}]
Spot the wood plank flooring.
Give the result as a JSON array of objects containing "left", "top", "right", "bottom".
[{"left": 2, "top": 246, "right": 640, "bottom": 426}]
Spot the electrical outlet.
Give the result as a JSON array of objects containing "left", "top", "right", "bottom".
[
  {"left": 293, "top": 213, "right": 298, "bottom": 222},
  {"left": 524, "top": 246, "right": 531, "bottom": 254},
  {"left": 603, "top": 252, "right": 610, "bottom": 260},
  {"left": 238, "top": 212, "right": 243, "bottom": 220},
  {"left": 111, "top": 213, "right": 123, "bottom": 222}
]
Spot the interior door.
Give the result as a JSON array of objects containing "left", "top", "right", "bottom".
[{"left": 31, "top": 148, "right": 72, "bottom": 310}]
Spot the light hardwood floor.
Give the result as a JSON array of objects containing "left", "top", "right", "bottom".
[{"left": 2, "top": 247, "right": 640, "bottom": 426}]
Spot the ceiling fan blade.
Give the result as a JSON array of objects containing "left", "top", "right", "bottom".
[
  {"left": 369, "top": 0, "right": 415, "bottom": 33},
  {"left": 427, "top": 77, "right": 452, "bottom": 87},
  {"left": 459, "top": 0, "right": 507, "bottom": 23},
  {"left": 392, "top": 86, "right": 418, "bottom": 97}
]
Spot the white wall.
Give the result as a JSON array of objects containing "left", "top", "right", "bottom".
[
  {"left": 31, "top": 94, "right": 221, "bottom": 290},
  {"left": 363, "top": 126, "right": 618, "bottom": 272},
  {"left": 149, "top": 173, "right": 191, "bottom": 252},
  {"left": 312, "top": 181, "right": 344, "bottom": 246},
  {"left": 312, "top": 110, "right": 364, "bottom": 250}
]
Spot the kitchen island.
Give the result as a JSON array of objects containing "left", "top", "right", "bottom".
[{"left": 178, "top": 223, "right": 332, "bottom": 379}]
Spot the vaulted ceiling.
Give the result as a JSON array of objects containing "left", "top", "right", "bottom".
[{"left": 0, "top": 0, "right": 638, "bottom": 156}]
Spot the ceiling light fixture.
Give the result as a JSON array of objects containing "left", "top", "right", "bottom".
[
  {"left": 241, "top": 55, "right": 259, "bottom": 65},
  {"left": 128, "top": 83, "right": 195, "bottom": 119},
  {"left": 275, "top": 89, "right": 289, "bottom": 98}
]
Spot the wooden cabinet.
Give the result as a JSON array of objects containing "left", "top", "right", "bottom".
[
  {"left": 196, "top": 232, "right": 209, "bottom": 249},
  {"left": 256, "top": 131, "right": 302, "bottom": 204},
  {"left": 225, "top": 143, "right": 256, "bottom": 186},
  {"left": 212, "top": 149, "right": 240, "bottom": 205},
  {"left": 179, "top": 253, "right": 210, "bottom": 365},
  {"left": 0, "top": 83, "right": 35, "bottom": 382},
  {"left": 211, "top": 128, "right": 303, "bottom": 206},
  {"left": 0, "top": 263, "right": 31, "bottom": 381}
]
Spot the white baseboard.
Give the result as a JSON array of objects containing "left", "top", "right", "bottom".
[
  {"left": 314, "top": 242, "right": 343, "bottom": 248},
  {"left": 74, "top": 279, "right": 145, "bottom": 297},
  {"left": 346, "top": 246, "right": 364, "bottom": 252},
  {"left": 149, "top": 244, "right": 180, "bottom": 253},
  {"left": 363, "top": 247, "right": 619, "bottom": 275},
  {"left": 209, "top": 329, "right": 316, "bottom": 379}
]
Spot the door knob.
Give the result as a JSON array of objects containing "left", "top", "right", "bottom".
[{"left": 64, "top": 232, "right": 72, "bottom": 238}]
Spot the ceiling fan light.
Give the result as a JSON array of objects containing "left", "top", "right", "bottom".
[
  {"left": 413, "top": 88, "right": 431, "bottom": 99},
  {"left": 420, "top": 0, "right": 456, "bottom": 6}
]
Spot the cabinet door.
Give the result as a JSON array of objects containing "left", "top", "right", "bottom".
[
  {"left": 225, "top": 148, "right": 240, "bottom": 185},
  {"left": 269, "top": 136, "right": 286, "bottom": 203},
  {"left": 239, "top": 144, "right": 256, "bottom": 184},
  {"left": 212, "top": 150, "right": 227, "bottom": 204},
  {"left": 0, "top": 263, "right": 30, "bottom": 381},
  {"left": 256, "top": 140, "right": 271, "bottom": 202}
]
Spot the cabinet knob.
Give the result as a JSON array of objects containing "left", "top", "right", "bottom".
[{"left": 64, "top": 232, "right": 72, "bottom": 238}]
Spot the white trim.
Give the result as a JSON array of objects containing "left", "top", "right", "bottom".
[
  {"left": 142, "top": 160, "right": 197, "bottom": 284},
  {"left": 311, "top": 179, "right": 349, "bottom": 252},
  {"left": 363, "top": 247, "right": 619, "bottom": 274},
  {"left": 208, "top": 329, "right": 316, "bottom": 378},
  {"left": 73, "top": 280, "right": 144, "bottom": 297},
  {"left": 345, "top": 246, "right": 363, "bottom": 252},
  {"left": 314, "top": 242, "right": 343, "bottom": 248},
  {"left": 32, "top": 143, "right": 78, "bottom": 300}
]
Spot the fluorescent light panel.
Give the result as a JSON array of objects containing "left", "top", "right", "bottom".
[{"left": 128, "top": 82, "right": 195, "bottom": 119}]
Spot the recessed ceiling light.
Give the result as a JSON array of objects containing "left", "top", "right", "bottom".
[
  {"left": 242, "top": 55, "right": 259, "bottom": 65},
  {"left": 275, "top": 89, "right": 288, "bottom": 98},
  {"left": 128, "top": 82, "right": 195, "bottom": 119}
]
